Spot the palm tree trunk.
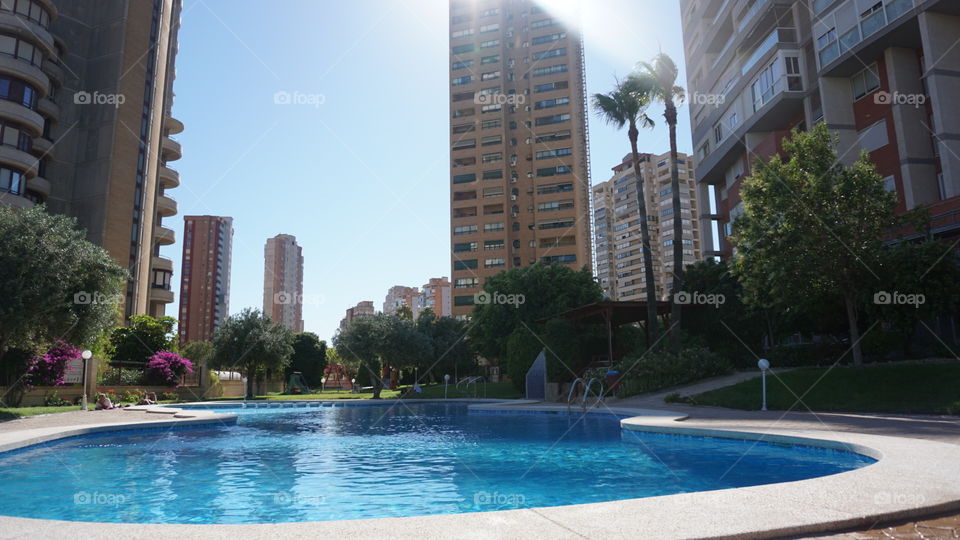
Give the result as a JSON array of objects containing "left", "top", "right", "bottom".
[
  {"left": 666, "top": 102, "right": 684, "bottom": 352},
  {"left": 629, "top": 121, "right": 660, "bottom": 349}
]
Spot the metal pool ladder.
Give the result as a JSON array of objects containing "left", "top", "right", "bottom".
[
  {"left": 566, "top": 377, "right": 604, "bottom": 413},
  {"left": 456, "top": 376, "right": 485, "bottom": 397}
]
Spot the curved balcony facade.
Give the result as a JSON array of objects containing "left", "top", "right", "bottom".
[
  {"left": 158, "top": 165, "right": 179, "bottom": 188},
  {"left": 155, "top": 225, "right": 176, "bottom": 245},
  {"left": 156, "top": 193, "right": 178, "bottom": 217},
  {"left": 163, "top": 115, "right": 184, "bottom": 135},
  {"left": 161, "top": 136, "right": 181, "bottom": 161}
]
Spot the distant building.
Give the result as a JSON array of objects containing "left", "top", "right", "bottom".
[
  {"left": 383, "top": 285, "right": 420, "bottom": 316},
  {"left": 263, "top": 234, "right": 304, "bottom": 332},
  {"left": 340, "top": 300, "right": 375, "bottom": 330},
  {"left": 178, "top": 216, "right": 233, "bottom": 344},
  {"left": 417, "top": 277, "right": 453, "bottom": 319},
  {"left": 592, "top": 151, "right": 701, "bottom": 301}
]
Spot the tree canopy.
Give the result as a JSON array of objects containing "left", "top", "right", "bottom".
[
  {"left": 286, "top": 332, "right": 328, "bottom": 388},
  {"left": 211, "top": 308, "right": 294, "bottom": 398},
  {"left": 109, "top": 315, "right": 177, "bottom": 368}
]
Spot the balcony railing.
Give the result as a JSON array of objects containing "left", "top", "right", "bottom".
[{"left": 817, "top": 0, "right": 915, "bottom": 69}]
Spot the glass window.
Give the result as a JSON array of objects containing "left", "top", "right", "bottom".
[{"left": 851, "top": 64, "right": 880, "bottom": 100}]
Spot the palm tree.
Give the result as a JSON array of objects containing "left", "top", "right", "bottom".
[
  {"left": 634, "top": 53, "right": 686, "bottom": 352},
  {"left": 592, "top": 77, "right": 660, "bottom": 347}
]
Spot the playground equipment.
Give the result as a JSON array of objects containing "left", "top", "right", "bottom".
[
  {"left": 285, "top": 372, "right": 311, "bottom": 395},
  {"left": 322, "top": 363, "right": 353, "bottom": 391}
]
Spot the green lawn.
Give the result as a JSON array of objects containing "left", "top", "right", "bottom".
[
  {"left": 214, "top": 382, "right": 522, "bottom": 401},
  {"left": 0, "top": 405, "right": 81, "bottom": 421},
  {"left": 686, "top": 363, "right": 960, "bottom": 415}
]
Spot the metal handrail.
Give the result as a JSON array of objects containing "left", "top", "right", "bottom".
[
  {"left": 456, "top": 376, "right": 484, "bottom": 397},
  {"left": 566, "top": 378, "right": 584, "bottom": 412},
  {"left": 581, "top": 378, "right": 604, "bottom": 410}
]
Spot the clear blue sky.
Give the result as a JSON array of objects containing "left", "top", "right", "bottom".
[{"left": 168, "top": 0, "right": 691, "bottom": 343}]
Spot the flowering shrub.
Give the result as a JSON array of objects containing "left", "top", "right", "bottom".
[
  {"left": 25, "top": 341, "right": 81, "bottom": 387},
  {"left": 160, "top": 391, "right": 179, "bottom": 401},
  {"left": 145, "top": 351, "right": 193, "bottom": 386}
]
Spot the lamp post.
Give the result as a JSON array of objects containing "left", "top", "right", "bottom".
[
  {"left": 444, "top": 374, "right": 450, "bottom": 399},
  {"left": 320, "top": 377, "right": 326, "bottom": 395},
  {"left": 757, "top": 358, "right": 770, "bottom": 411},
  {"left": 351, "top": 378, "right": 356, "bottom": 394},
  {"left": 81, "top": 350, "right": 93, "bottom": 411}
]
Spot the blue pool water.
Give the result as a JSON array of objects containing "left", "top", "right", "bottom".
[{"left": 0, "top": 403, "right": 874, "bottom": 523}]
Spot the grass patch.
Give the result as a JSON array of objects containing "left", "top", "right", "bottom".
[
  {"left": 688, "top": 363, "right": 960, "bottom": 415},
  {"left": 211, "top": 382, "right": 522, "bottom": 401},
  {"left": 0, "top": 405, "right": 81, "bottom": 421}
]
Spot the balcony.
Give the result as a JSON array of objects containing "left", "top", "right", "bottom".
[
  {"left": 158, "top": 165, "right": 180, "bottom": 188},
  {"left": 161, "top": 136, "right": 182, "bottom": 161},
  {"left": 163, "top": 116, "right": 184, "bottom": 135},
  {"left": 32, "top": 136, "right": 53, "bottom": 156},
  {"left": 28, "top": 175, "right": 50, "bottom": 198},
  {"left": 154, "top": 225, "right": 176, "bottom": 245},
  {"left": 0, "top": 98, "right": 43, "bottom": 136},
  {"left": 156, "top": 194, "right": 178, "bottom": 217},
  {"left": 0, "top": 145, "right": 39, "bottom": 175},
  {"left": 41, "top": 58, "right": 64, "bottom": 84},
  {"left": 37, "top": 97, "right": 58, "bottom": 120},
  {"left": 149, "top": 286, "right": 174, "bottom": 304},
  {"left": 0, "top": 55, "right": 49, "bottom": 96},
  {"left": 152, "top": 256, "right": 174, "bottom": 272},
  {"left": 817, "top": 0, "right": 919, "bottom": 75}
]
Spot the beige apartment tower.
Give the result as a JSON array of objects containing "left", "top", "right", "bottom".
[
  {"left": 0, "top": 0, "right": 185, "bottom": 319},
  {"left": 448, "top": 0, "right": 592, "bottom": 317},
  {"left": 178, "top": 216, "right": 233, "bottom": 344},
  {"left": 340, "top": 300, "right": 375, "bottom": 331},
  {"left": 593, "top": 152, "right": 701, "bottom": 301},
  {"left": 263, "top": 234, "right": 304, "bottom": 332}
]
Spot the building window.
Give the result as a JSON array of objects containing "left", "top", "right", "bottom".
[
  {"left": 532, "top": 64, "right": 568, "bottom": 77},
  {"left": 538, "top": 200, "right": 574, "bottom": 212},
  {"left": 851, "top": 64, "right": 880, "bottom": 100},
  {"left": 452, "top": 75, "right": 473, "bottom": 86},
  {"left": 535, "top": 113, "right": 570, "bottom": 126},
  {"left": 535, "top": 147, "right": 572, "bottom": 159},
  {"left": 536, "top": 165, "right": 572, "bottom": 177},
  {"left": 484, "top": 222, "right": 505, "bottom": 232},
  {"left": 714, "top": 123, "right": 723, "bottom": 144},
  {"left": 0, "top": 75, "right": 37, "bottom": 109},
  {"left": 534, "top": 96, "right": 570, "bottom": 109},
  {"left": 484, "top": 258, "right": 505, "bottom": 268},
  {"left": 482, "top": 152, "right": 502, "bottom": 163},
  {"left": 453, "top": 173, "right": 476, "bottom": 184},
  {"left": 480, "top": 23, "right": 499, "bottom": 33},
  {"left": 541, "top": 254, "right": 576, "bottom": 264},
  {"left": 452, "top": 59, "right": 473, "bottom": 70},
  {"left": 453, "top": 224, "right": 477, "bottom": 235},
  {"left": 454, "top": 295, "right": 475, "bottom": 306},
  {"left": 484, "top": 239, "right": 504, "bottom": 250},
  {"left": 534, "top": 80, "right": 569, "bottom": 93},
  {"left": 532, "top": 48, "right": 566, "bottom": 61},
  {"left": 481, "top": 55, "right": 500, "bottom": 64},
  {"left": 535, "top": 130, "right": 571, "bottom": 143},
  {"left": 530, "top": 19, "right": 555, "bottom": 29},
  {"left": 454, "top": 278, "right": 479, "bottom": 288},
  {"left": 483, "top": 169, "right": 503, "bottom": 179},
  {"left": 451, "top": 28, "right": 474, "bottom": 39},
  {"left": 453, "top": 242, "right": 478, "bottom": 253},
  {"left": 452, "top": 44, "right": 474, "bottom": 55},
  {"left": 817, "top": 27, "right": 839, "bottom": 66},
  {"left": 454, "top": 259, "right": 478, "bottom": 270},
  {"left": 751, "top": 59, "right": 783, "bottom": 112},
  {"left": 0, "top": 166, "right": 25, "bottom": 195},
  {"left": 480, "top": 39, "right": 500, "bottom": 49},
  {"left": 532, "top": 32, "right": 565, "bottom": 45}
]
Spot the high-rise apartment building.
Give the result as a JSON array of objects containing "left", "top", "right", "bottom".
[
  {"left": 680, "top": 0, "right": 960, "bottom": 258},
  {"left": 419, "top": 277, "right": 453, "bottom": 319},
  {"left": 593, "top": 152, "right": 701, "bottom": 300},
  {"left": 339, "top": 300, "right": 375, "bottom": 331},
  {"left": 448, "top": 0, "right": 592, "bottom": 317},
  {"left": 263, "top": 234, "right": 304, "bottom": 332},
  {"left": 383, "top": 285, "right": 420, "bottom": 316},
  {"left": 178, "top": 216, "right": 233, "bottom": 344},
  {"left": 0, "top": 0, "right": 185, "bottom": 318}
]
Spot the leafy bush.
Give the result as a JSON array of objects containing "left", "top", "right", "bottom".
[
  {"left": 160, "top": 391, "right": 178, "bottom": 401},
  {"left": 145, "top": 351, "right": 193, "bottom": 386},
  {"left": 98, "top": 367, "right": 145, "bottom": 386},
  {"left": 25, "top": 341, "right": 81, "bottom": 387},
  {"left": 614, "top": 346, "right": 732, "bottom": 397},
  {"left": 43, "top": 390, "right": 73, "bottom": 406}
]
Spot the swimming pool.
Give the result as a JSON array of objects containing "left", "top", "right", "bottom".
[{"left": 0, "top": 402, "right": 874, "bottom": 524}]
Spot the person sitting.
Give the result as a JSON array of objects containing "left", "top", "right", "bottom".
[
  {"left": 95, "top": 393, "right": 115, "bottom": 410},
  {"left": 137, "top": 392, "right": 158, "bottom": 406}
]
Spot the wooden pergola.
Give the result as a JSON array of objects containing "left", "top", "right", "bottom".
[{"left": 537, "top": 301, "right": 672, "bottom": 366}]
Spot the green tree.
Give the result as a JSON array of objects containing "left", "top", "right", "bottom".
[
  {"left": 333, "top": 315, "right": 382, "bottom": 397},
  {"left": 416, "top": 314, "right": 474, "bottom": 381},
  {"left": 181, "top": 341, "right": 214, "bottom": 368},
  {"left": 376, "top": 314, "right": 433, "bottom": 382},
  {"left": 634, "top": 53, "right": 687, "bottom": 351},
  {"left": 870, "top": 240, "right": 960, "bottom": 357},
  {"left": 286, "top": 332, "right": 328, "bottom": 388},
  {"left": 469, "top": 263, "right": 603, "bottom": 367},
  {"left": 211, "top": 308, "right": 294, "bottom": 398},
  {"left": 395, "top": 304, "right": 413, "bottom": 321},
  {"left": 592, "top": 76, "right": 660, "bottom": 345},
  {"left": 109, "top": 315, "right": 177, "bottom": 368},
  {"left": 732, "top": 124, "right": 897, "bottom": 366},
  {"left": 0, "top": 205, "right": 126, "bottom": 366}
]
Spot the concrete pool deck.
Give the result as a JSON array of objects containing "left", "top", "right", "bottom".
[{"left": 0, "top": 400, "right": 958, "bottom": 539}]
